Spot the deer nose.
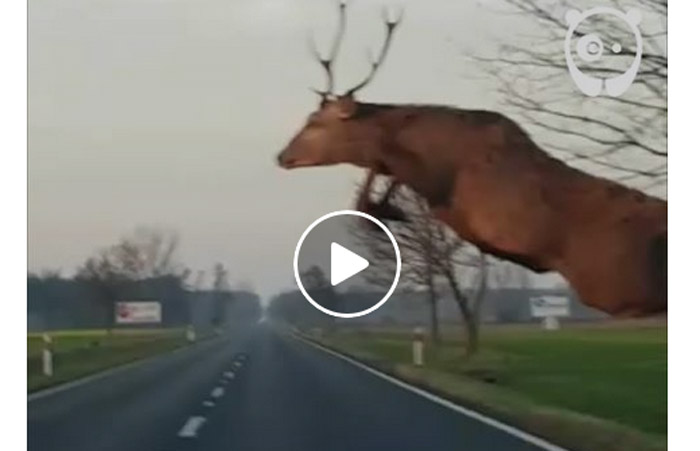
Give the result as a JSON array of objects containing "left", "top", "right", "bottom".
[{"left": 277, "top": 150, "right": 293, "bottom": 168}]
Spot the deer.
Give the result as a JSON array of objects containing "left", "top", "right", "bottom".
[{"left": 277, "top": 2, "right": 667, "bottom": 317}]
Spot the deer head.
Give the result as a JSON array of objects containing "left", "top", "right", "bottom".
[{"left": 277, "top": 2, "right": 403, "bottom": 170}]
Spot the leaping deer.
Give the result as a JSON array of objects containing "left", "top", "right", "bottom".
[{"left": 277, "top": 2, "right": 667, "bottom": 317}]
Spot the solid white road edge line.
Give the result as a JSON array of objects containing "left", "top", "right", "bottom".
[
  {"left": 28, "top": 336, "right": 226, "bottom": 403},
  {"left": 178, "top": 416, "right": 207, "bottom": 438},
  {"left": 293, "top": 334, "right": 569, "bottom": 451}
]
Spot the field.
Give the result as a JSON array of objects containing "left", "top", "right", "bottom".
[
  {"left": 310, "top": 321, "right": 667, "bottom": 451},
  {"left": 27, "top": 328, "right": 190, "bottom": 393}
]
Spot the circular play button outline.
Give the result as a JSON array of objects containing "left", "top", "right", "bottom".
[{"left": 293, "top": 210, "right": 402, "bottom": 319}]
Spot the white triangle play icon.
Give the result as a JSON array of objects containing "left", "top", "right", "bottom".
[{"left": 330, "top": 242, "right": 369, "bottom": 286}]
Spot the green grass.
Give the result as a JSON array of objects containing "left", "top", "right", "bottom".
[
  {"left": 311, "top": 323, "right": 666, "bottom": 451},
  {"left": 27, "top": 328, "right": 190, "bottom": 393}
]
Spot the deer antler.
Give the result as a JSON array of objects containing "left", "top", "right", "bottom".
[
  {"left": 308, "top": 1, "right": 348, "bottom": 98},
  {"left": 345, "top": 7, "right": 403, "bottom": 97}
]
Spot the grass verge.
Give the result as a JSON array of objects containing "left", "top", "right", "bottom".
[
  {"left": 301, "top": 323, "right": 666, "bottom": 451},
  {"left": 27, "top": 328, "right": 192, "bottom": 393}
]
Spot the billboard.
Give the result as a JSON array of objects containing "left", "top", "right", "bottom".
[
  {"left": 529, "top": 295, "right": 570, "bottom": 318},
  {"left": 115, "top": 301, "right": 162, "bottom": 324}
]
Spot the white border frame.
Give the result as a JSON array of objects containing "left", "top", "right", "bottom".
[
  {"left": 668, "top": 0, "right": 699, "bottom": 449},
  {"left": 293, "top": 210, "right": 401, "bottom": 318},
  {"left": 1, "top": 0, "right": 27, "bottom": 448}
]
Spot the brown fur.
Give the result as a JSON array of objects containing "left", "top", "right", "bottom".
[{"left": 278, "top": 98, "right": 667, "bottom": 317}]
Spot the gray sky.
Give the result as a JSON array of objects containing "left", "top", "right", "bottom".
[
  {"left": 29, "top": 0, "right": 663, "bottom": 299},
  {"left": 29, "top": 0, "right": 509, "bottom": 298}
]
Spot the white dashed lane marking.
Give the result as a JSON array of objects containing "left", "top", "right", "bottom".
[
  {"left": 178, "top": 416, "right": 206, "bottom": 438},
  {"left": 174, "top": 354, "right": 249, "bottom": 441}
]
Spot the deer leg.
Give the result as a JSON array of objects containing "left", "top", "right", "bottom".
[
  {"left": 377, "top": 180, "right": 399, "bottom": 206},
  {"left": 373, "top": 180, "right": 407, "bottom": 221},
  {"left": 355, "top": 167, "right": 407, "bottom": 222},
  {"left": 355, "top": 167, "right": 378, "bottom": 214}
]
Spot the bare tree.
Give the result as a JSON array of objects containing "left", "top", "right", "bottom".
[
  {"left": 438, "top": 250, "right": 488, "bottom": 359},
  {"left": 109, "top": 227, "right": 181, "bottom": 279},
  {"left": 353, "top": 181, "right": 488, "bottom": 357},
  {"left": 76, "top": 247, "right": 128, "bottom": 330},
  {"left": 468, "top": 0, "right": 666, "bottom": 194},
  {"left": 76, "top": 226, "right": 183, "bottom": 329},
  {"left": 211, "top": 263, "right": 231, "bottom": 328},
  {"left": 354, "top": 185, "right": 444, "bottom": 343}
]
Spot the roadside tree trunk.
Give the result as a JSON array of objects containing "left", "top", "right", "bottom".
[
  {"left": 426, "top": 275, "right": 441, "bottom": 345},
  {"left": 462, "top": 309, "right": 479, "bottom": 359},
  {"left": 442, "top": 252, "right": 488, "bottom": 360}
]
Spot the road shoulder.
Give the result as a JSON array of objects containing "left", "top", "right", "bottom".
[{"left": 292, "top": 331, "right": 666, "bottom": 451}]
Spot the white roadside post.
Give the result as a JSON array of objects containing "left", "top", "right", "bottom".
[
  {"left": 543, "top": 315, "right": 560, "bottom": 330},
  {"left": 412, "top": 327, "right": 425, "bottom": 367},
  {"left": 529, "top": 296, "right": 570, "bottom": 331},
  {"left": 42, "top": 333, "right": 53, "bottom": 377},
  {"left": 186, "top": 325, "right": 196, "bottom": 343}
]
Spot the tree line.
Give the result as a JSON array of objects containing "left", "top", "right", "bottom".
[{"left": 28, "top": 226, "right": 261, "bottom": 331}]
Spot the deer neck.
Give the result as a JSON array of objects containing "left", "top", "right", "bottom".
[{"left": 340, "top": 103, "right": 397, "bottom": 169}]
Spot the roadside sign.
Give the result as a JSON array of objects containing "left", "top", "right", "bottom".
[
  {"left": 115, "top": 301, "right": 162, "bottom": 324},
  {"left": 529, "top": 296, "right": 570, "bottom": 318}
]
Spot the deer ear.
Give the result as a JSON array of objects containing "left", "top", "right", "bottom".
[{"left": 336, "top": 95, "right": 358, "bottom": 119}]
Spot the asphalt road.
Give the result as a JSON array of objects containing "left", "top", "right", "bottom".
[{"left": 28, "top": 324, "right": 559, "bottom": 451}]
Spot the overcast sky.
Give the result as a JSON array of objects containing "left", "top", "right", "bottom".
[{"left": 29, "top": 0, "right": 662, "bottom": 299}]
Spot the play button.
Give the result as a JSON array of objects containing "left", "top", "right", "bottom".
[
  {"left": 330, "top": 242, "right": 369, "bottom": 286},
  {"left": 293, "top": 210, "right": 401, "bottom": 318}
]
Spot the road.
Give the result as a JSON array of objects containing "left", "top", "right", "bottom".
[{"left": 28, "top": 325, "right": 560, "bottom": 451}]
